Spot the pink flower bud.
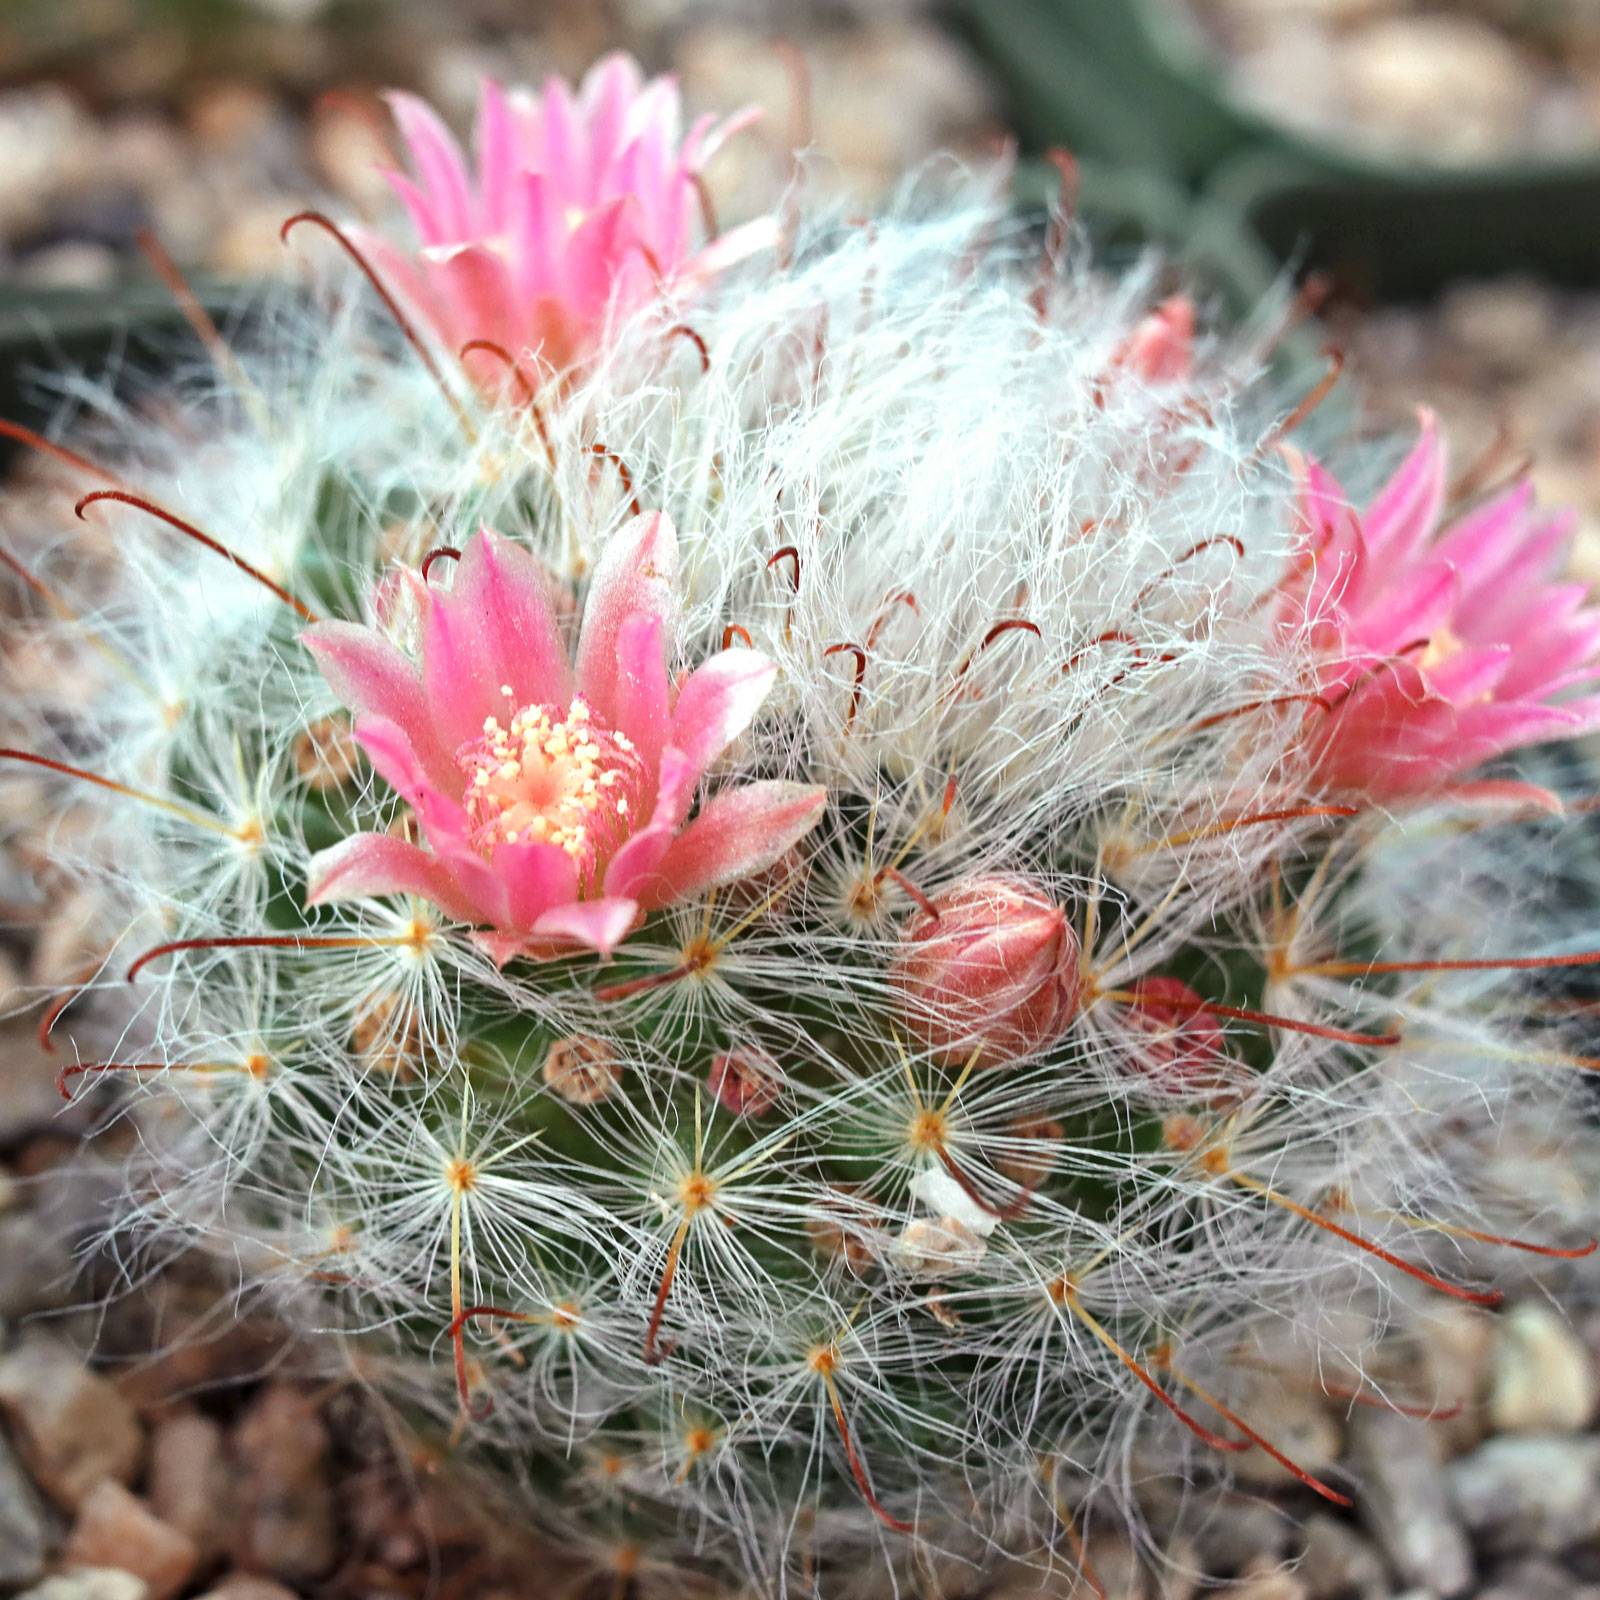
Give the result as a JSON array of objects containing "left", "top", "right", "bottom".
[
  {"left": 888, "top": 877, "right": 1081, "bottom": 1066},
  {"left": 708, "top": 1045, "right": 784, "bottom": 1117},
  {"left": 1117, "top": 977, "right": 1231, "bottom": 1099}
]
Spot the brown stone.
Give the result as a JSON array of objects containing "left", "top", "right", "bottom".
[
  {"left": 146, "top": 1411, "right": 232, "bottom": 1562},
  {"left": 62, "top": 1480, "right": 198, "bottom": 1600},
  {"left": 194, "top": 1578, "right": 300, "bottom": 1600},
  {"left": 230, "top": 1386, "right": 336, "bottom": 1582},
  {"left": 0, "top": 1339, "right": 142, "bottom": 1509}
]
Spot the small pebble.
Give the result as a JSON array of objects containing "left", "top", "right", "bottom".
[
  {"left": 0, "top": 1337, "right": 143, "bottom": 1509},
  {"left": 1476, "top": 1554, "right": 1600, "bottom": 1600},
  {"left": 1298, "top": 1512, "right": 1388, "bottom": 1600},
  {"left": 0, "top": 1424, "right": 52, "bottom": 1588},
  {"left": 230, "top": 1385, "right": 336, "bottom": 1582},
  {"left": 1227, "top": 1387, "right": 1343, "bottom": 1497},
  {"left": 1490, "top": 1303, "right": 1598, "bottom": 1434},
  {"left": 1348, "top": 1408, "right": 1473, "bottom": 1596},
  {"left": 63, "top": 1480, "right": 199, "bottom": 1600},
  {"left": 1225, "top": 1562, "right": 1307, "bottom": 1600},
  {"left": 1449, "top": 1433, "right": 1600, "bottom": 1555},
  {"left": 146, "top": 1411, "right": 232, "bottom": 1563},
  {"left": 16, "top": 1574, "right": 149, "bottom": 1600},
  {"left": 194, "top": 1580, "right": 301, "bottom": 1600},
  {"left": 1178, "top": 1497, "right": 1295, "bottom": 1578},
  {"left": 0, "top": 1211, "right": 77, "bottom": 1320}
]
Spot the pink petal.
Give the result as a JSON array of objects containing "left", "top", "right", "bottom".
[
  {"left": 474, "top": 77, "right": 518, "bottom": 235},
  {"left": 612, "top": 611, "right": 670, "bottom": 781},
  {"left": 485, "top": 838, "right": 580, "bottom": 930},
  {"left": 507, "top": 172, "right": 561, "bottom": 309},
  {"left": 560, "top": 196, "right": 649, "bottom": 323},
  {"left": 420, "top": 243, "right": 520, "bottom": 359},
  {"left": 1363, "top": 411, "right": 1448, "bottom": 568},
  {"left": 601, "top": 747, "right": 697, "bottom": 900},
  {"left": 421, "top": 527, "right": 572, "bottom": 753},
  {"left": 688, "top": 214, "right": 782, "bottom": 280},
  {"left": 301, "top": 620, "right": 456, "bottom": 793},
  {"left": 350, "top": 714, "right": 448, "bottom": 810},
  {"left": 580, "top": 54, "right": 645, "bottom": 180},
  {"left": 685, "top": 104, "right": 763, "bottom": 171},
  {"left": 636, "top": 782, "right": 828, "bottom": 910},
  {"left": 1432, "top": 780, "right": 1566, "bottom": 814},
  {"left": 471, "top": 929, "right": 534, "bottom": 968},
  {"left": 305, "top": 832, "right": 480, "bottom": 923},
  {"left": 667, "top": 648, "right": 778, "bottom": 778},
  {"left": 381, "top": 168, "right": 456, "bottom": 251},
  {"left": 574, "top": 511, "right": 679, "bottom": 728},
  {"left": 540, "top": 74, "right": 585, "bottom": 210},
  {"left": 386, "top": 91, "right": 475, "bottom": 240},
  {"left": 531, "top": 896, "right": 640, "bottom": 954},
  {"left": 1346, "top": 558, "right": 1459, "bottom": 658},
  {"left": 347, "top": 226, "right": 454, "bottom": 353}
]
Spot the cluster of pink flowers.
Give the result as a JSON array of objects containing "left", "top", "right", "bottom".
[
  {"left": 308, "top": 62, "right": 1600, "bottom": 1068},
  {"left": 361, "top": 55, "right": 772, "bottom": 388}
]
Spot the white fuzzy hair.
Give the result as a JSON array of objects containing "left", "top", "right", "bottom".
[{"left": 1, "top": 196, "right": 1593, "bottom": 1595}]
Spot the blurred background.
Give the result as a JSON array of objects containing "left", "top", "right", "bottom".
[{"left": 3, "top": 0, "right": 1600, "bottom": 588}]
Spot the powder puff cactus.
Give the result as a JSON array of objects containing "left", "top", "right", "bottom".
[{"left": 4, "top": 71, "right": 1600, "bottom": 1596}]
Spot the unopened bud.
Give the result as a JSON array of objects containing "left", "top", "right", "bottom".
[
  {"left": 544, "top": 1034, "right": 622, "bottom": 1105},
  {"left": 804, "top": 1185, "right": 881, "bottom": 1274},
  {"left": 293, "top": 715, "right": 361, "bottom": 792},
  {"left": 1118, "top": 978, "right": 1233, "bottom": 1099},
  {"left": 1113, "top": 294, "right": 1195, "bottom": 383},
  {"left": 888, "top": 877, "right": 1080, "bottom": 1066},
  {"left": 708, "top": 1045, "right": 784, "bottom": 1117}
]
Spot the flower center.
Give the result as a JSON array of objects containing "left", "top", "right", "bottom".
[{"left": 456, "top": 691, "right": 648, "bottom": 889}]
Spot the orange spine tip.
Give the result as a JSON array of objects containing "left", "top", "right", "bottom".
[
  {"left": 1132, "top": 535, "right": 1246, "bottom": 612},
  {"left": 0, "top": 417, "right": 125, "bottom": 486},
  {"left": 1064, "top": 1294, "right": 1250, "bottom": 1454},
  {"left": 644, "top": 1218, "right": 690, "bottom": 1366},
  {"left": 1258, "top": 346, "right": 1345, "bottom": 456},
  {"left": 459, "top": 339, "right": 537, "bottom": 405},
  {"left": 593, "top": 961, "right": 697, "bottom": 1005},
  {"left": 1190, "top": 998, "right": 1401, "bottom": 1049},
  {"left": 938, "top": 1148, "right": 1032, "bottom": 1222},
  {"left": 1240, "top": 1181, "right": 1504, "bottom": 1307},
  {"left": 1169, "top": 1372, "right": 1352, "bottom": 1506},
  {"left": 823, "top": 642, "right": 868, "bottom": 731}
]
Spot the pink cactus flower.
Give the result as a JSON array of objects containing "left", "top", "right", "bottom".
[
  {"left": 1285, "top": 412, "right": 1600, "bottom": 800},
  {"left": 888, "top": 877, "right": 1082, "bottom": 1067},
  {"left": 359, "top": 57, "right": 772, "bottom": 386},
  {"left": 301, "top": 514, "right": 828, "bottom": 964}
]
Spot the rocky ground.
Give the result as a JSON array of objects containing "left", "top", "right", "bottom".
[
  {"left": 5, "top": 3, "right": 1600, "bottom": 1599},
  {"left": 1179, "top": 0, "right": 1600, "bottom": 166}
]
